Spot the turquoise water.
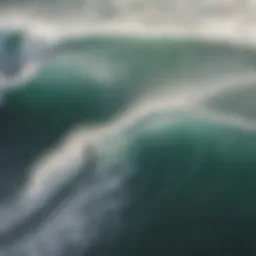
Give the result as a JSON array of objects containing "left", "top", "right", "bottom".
[{"left": 1, "top": 31, "right": 256, "bottom": 255}]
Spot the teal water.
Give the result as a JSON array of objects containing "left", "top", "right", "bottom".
[{"left": 1, "top": 32, "right": 256, "bottom": 255}]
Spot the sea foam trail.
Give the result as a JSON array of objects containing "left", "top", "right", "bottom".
[
  {"left": 1, "top": 72, "right": 256, "bottom": 255},
  {"left": 1, "top": 25, "right": 256, "bottom": 255}
]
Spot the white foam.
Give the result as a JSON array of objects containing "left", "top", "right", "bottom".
[{"left": 0, "top": 0, "right": 256, "bottom": 46}]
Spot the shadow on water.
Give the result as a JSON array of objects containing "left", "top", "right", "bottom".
[
  {"left": 85, "top": 116, "right": 256, "bottom": 255},
  {"left": 0, "top": 78, "right": 128, "bottom": 203}
]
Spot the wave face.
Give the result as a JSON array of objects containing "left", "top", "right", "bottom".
[{"left": 2, "top": 2, "right": 256, "bottom": 255}]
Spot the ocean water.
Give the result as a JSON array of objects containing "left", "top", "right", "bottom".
[{"left": 1, "top": 0, "right": 256, "bottom": 255}]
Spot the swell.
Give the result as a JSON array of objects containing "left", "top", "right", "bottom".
[
  {"left": 85, "top": 110, "right": 256, "bottom": 255},
  {"left": 1, "top": 33, "right": 256, "bottom": 255}
]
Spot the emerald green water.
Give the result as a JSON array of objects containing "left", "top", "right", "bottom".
[{"left": 1, "top": 34, "right": 256, "bottom": 255}]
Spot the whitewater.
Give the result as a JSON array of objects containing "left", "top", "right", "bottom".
[{"left": 1, "top": 0, "right": 256, "bottom": 255}]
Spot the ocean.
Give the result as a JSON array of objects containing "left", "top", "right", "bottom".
[{"left": 1, "top": 0, "right": 256, "bottom": 255}]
